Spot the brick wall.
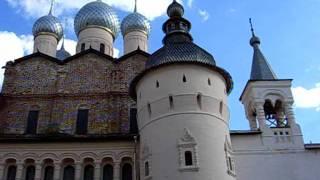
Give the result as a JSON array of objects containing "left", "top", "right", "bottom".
[{"left": 0, "top": 52, "right": 147, "bottom": 135}]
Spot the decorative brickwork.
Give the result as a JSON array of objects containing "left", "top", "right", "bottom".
[{"left": 0, "top": 51, "right": 148, "bottom": 135}]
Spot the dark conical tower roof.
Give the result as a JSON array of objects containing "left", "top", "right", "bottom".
[
  {"left": 249, "top": 19, "right": 277, "bottom": 80},
  {"left": 129, "top": 0, "right": 234, "bottom": 99},
  {"left": 146, "top": 0, "right": 216, "bottom": 68}
]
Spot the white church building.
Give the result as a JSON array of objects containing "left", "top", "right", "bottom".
[{"left": 0, "top": 0, "right": 319, "bottom": 180}]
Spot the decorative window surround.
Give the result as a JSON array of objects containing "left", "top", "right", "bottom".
[
  {"left": 178, "top": 128, "right": 199, "bottom": 172},
  {"left": 225, "top": 136, "right": 236, "bottom": 177},
  {"left": 142, "top": 142, "right": 152, "bottom": 180}
]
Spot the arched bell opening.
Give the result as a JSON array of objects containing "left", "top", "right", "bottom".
[{"left": 263, "top": 99, "right": 288, "bottom": 128}]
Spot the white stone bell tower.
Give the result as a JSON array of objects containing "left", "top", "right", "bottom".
[
  {"left": 130, "top": 1, "right": 236, "bottom": 180},
  {"left": 240, "top": 19, "right": 304, "bottom": 149}
]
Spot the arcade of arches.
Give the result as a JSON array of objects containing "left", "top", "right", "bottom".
[{"left": 1, "top": 156, "right": 134, "bottom": 180}]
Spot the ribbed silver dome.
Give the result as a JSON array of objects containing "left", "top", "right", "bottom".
[
  {"left": 121, "top": 12, "right": 151, "bottom": 36},
  {"left": 74, "top": 1, "right": 120, "bottom": 38},
  {"left": 32, "top": 15, "right": 63, "bottom": 40}
]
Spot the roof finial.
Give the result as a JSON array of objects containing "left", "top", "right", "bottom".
[
  {"left": 48, "top": 0, "right": 54, "bottom": 15},
  {"left": 60, "top": 18, "right": 67, "bottom": 50},
  {"left": 249, "top": 18, "right": 255, "bottom": 37},
  {"left": 134, "top": 0, "right": 137, "bottom": 12}
]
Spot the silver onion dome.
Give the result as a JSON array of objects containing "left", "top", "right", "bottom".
[
  {"left": 74, "top": 1, "right": 120, "bottom": 38},
  {"left": 56, "top": 46, "right": 71, "bottom": 61},
  {"left": 121, "top": 12, "right": 151, "bottom": 36},
  {"left": 32, "top": 14, "right": 63, "bottom": 41}
]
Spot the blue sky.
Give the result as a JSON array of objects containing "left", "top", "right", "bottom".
[{"left": 0, "top": 0, "right": 319, "bottom": 142}]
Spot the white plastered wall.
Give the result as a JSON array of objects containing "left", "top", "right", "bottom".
[
  {"left": 124, "top": 31, "right": 148, "bottom": 54},
  {"left": 231, "top": 134, "right": 320, "bottom": 180},
  {"left": 33, "top": 34, "right": 58, "bottom": 57},
  {"left": 76, "top": 27, "right": 114, "bottom": 56},
  {"left": 136, "top": 64, "right": 235, "bottom": 180}
]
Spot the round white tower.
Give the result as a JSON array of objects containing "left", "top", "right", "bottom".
[
  {"left": 74, "top": 0, "right": 120, "bottom": 56},
  {"left": 121, "top": 0, "right": 151, "bottom": 54},
  {"left": 32, "top": 1, "right": 63, "bottom": 57},
  {"left": 130, "top": 1, "right": 236, "bottom": 180}
]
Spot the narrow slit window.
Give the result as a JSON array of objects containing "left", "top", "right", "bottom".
[
  {"left": 26, "top": 110, "right": 39, "bottom": 134},
  {"left": 100, "top": 43, "right": 105, "bottom": 53},
  {"left": 197, "top": 94, "right": 202, "bottom": 109},
  {"left": 183, "top": 75, "right": 187, "bottom": 83},
  {"left": 156, "top": 81, "right": 160, "bottom": 88},
  {"left": 208, "top": 78, "right": 211, "bottom": 86},
  {"left": 145, "top": 162, "right": 150, "bottom": 177},
  {"left": 76, "top": 109, "right": 89, "bottom": 135},
  {"left": 228, "top": 157, "right": 233, "bottom": 171},
  {"left": 81, "top": 43, "right": 85, "bottom": 51},
  {"left": 169, "top": 96, "right": 174, "bottom": 109},
  {"left": 185, "top": 151, "right": 193, "bottom": 166},
  {"left": 219, "top": 101, "right": 223, "bottom": 114},
  {"left": 148, "top": 103, "right": 152, "bottom": 117}
]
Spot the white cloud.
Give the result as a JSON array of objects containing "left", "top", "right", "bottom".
[
  {"left": 0, "top": 31, "right": 33, "bottom": 62},
  {"left": 198, "top": 9, "right": 209, "bottom": 22},
  {"left": 0, "top": 31, "right": 33, "bottom": 89},
  {"left": 187, "top": 0, "right": 194, "bottom": 8},
  {"left": 227, "top": 8, "right": 236, "bottom": 13},
  {"left": 113, "top": 48, "right": 120, "bottom": 58},
  {"left": 57, "top": 39, "right": 77, "bottom": 55},
  {"left": 292, "top": 83, "right": 320, "bottom": 111},
  {"left": 6, "top": 0, "right": 183, "bottom": 20}
]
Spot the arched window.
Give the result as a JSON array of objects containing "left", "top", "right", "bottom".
[
  {"left": 63, "top": 166, "right": 75, "bottom": 180},
  {"left": 83, "top": 165, "right": 94, "bottom": 180},
  {"left": 122, "top": 163, "right": 132, "bottom": 180},
  {"left": 44, "top": 166, "right": 54, "bottom": 180},
  {"left": 103, "top": 164, "right": 113, "bottom": 180},
  {"left": 264, "top": 99, "right": 288, "bottom": 128},
  {"left": 275, "top": 100, "right": 288, "bottom": 127},
  {"left": 144, "top": 162, "right": 149, "bottom": 177},
  {"left": 81, "top": 43, "right": 86, "bottom": 52},
  {"left": 6, "top": 166, "right": 16, "bottom": 180},
  {"left": 100, "top": 43, "right": 105, "bottom": 53},
  {"left": 25, "top": 165, "right": 35, "bottom": 180},
  {"left": 185, "top": 151, "right": 193, "bottom": 166}
]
